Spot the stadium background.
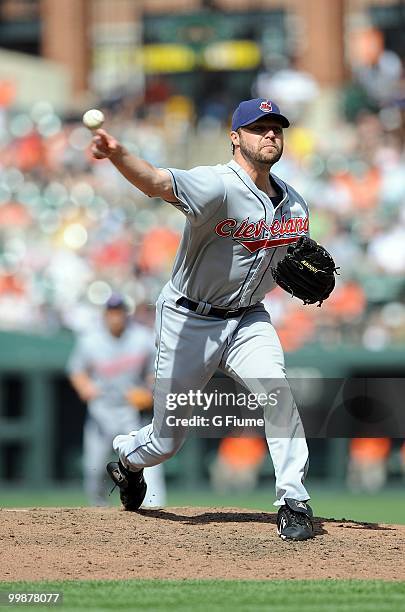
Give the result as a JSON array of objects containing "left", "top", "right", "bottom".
[{"left": 0, "top": 0, "right": 404, "bottom": 521}]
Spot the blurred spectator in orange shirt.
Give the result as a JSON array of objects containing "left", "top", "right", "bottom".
[
  {"left": 347, "top": 438, "right": 405, "bottom": 492},
  {"left": 210, "top": 436, "right": 267, "bottom": 492}
]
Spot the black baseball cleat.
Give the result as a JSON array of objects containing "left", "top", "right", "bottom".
[
  {"left": 277, "top": 498, "right": 314, "bottom": 541},
  {"left": 106, "top": 461, "right": 147, "bottom": 511}
]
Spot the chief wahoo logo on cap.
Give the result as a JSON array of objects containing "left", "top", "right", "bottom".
[{"left": 260, "top": 100, "right": 273, "bottom": 112}]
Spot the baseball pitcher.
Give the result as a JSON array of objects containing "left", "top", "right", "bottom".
[{"left": 92, "top": 98, "right": 337, "bottom": 540}]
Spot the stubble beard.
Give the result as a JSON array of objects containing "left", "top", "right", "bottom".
[{"left": 239, "top": 137, "right": 283, "bottom": 167}]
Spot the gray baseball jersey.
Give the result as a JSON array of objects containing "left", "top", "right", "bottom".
[
  {"left": 113, "top": 158, "right": 311, "bottom": 508},
  {"left": 166, "top": 159, "right": 309, "bottom": 308},
  {"left": 68, "top": 321, "right": 166, "bottom": 507},
  {"left": 67, "top": 322, "right": 155, "bottom": 421},
  {"left": 68, "top": 323, "right": 155, "bottom": 408}
]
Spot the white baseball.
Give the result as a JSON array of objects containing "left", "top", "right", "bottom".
[{"left": 82, "top": 109, "right": 105, "bottom": 130}]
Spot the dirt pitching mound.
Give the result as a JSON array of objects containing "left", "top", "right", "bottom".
[{"left": 1, "top": 507, "right": 404, "bottom": 581}]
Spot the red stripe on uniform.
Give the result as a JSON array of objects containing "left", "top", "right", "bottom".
[{"left": 237, "top": 236, "right": 300, "bottom": 253}]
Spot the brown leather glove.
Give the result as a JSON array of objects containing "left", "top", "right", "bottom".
[{"left": 125, "top": 387, "right": 153, "bottom": 411}]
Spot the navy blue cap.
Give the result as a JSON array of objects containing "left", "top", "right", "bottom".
[
  {"left": 105, "top": 293, "right": 127, "bottom": 310},
  {"left": 231, "top": 98, "right": 290, "bottom": 131}
]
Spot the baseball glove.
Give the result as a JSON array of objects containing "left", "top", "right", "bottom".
[
  {"left": 125, "top": 387, "right": 153, "bottom": 411},
  {"left": 271, "top": 236, "right": 339, "bottom": 306}
]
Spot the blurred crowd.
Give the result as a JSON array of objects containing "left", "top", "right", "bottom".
[
  {"left": 0, "top": 33, "right": 405, "bottom": 353},
  {"left": 0, "top": 93, "right": 183, "bottom": 333}
]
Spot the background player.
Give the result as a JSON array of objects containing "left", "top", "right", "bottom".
[
  {"left": 68, "top": 294, "right": 166, "bottom": 507},
  {"left": 94, "top": 98, "right": 314, "bottom": 541}
]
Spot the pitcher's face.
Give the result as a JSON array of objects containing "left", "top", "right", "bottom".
[{"left": 231, "top": 119, "right": 284, "bottom": 166}]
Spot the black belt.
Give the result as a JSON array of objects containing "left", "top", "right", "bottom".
[{"left": 176, "top": 296, "right": 250, "bottom": 319}]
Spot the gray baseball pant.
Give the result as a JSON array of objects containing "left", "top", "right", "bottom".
[{"left": 114, "top": 288, "right": 310, "bottom": 506}]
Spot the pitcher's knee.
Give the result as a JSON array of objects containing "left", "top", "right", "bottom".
[{"left": 126, "top": 436, "right": 184, "bottom": 468}]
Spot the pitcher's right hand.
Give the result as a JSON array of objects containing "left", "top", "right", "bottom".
[{"left": 91, "top": 129, "right": 121, "bottom": 160}]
